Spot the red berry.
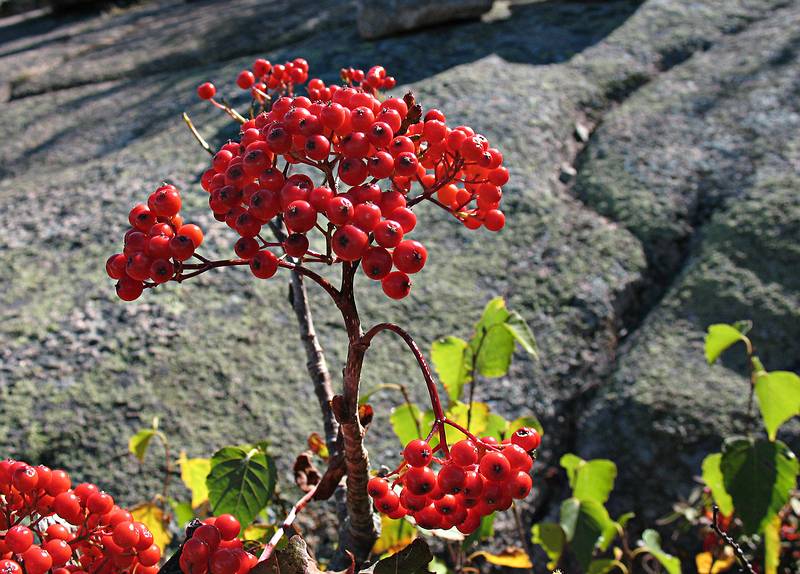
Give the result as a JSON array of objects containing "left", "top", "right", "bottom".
[
  {"left": 151, "top": 186, "right": 181, "bottom": 217},
  {"left": 283, "top": 233, "right": 309, "bottom": 258},
  {"left": 403, "top": 439, "right": 432, "bottom": 467},
  {"left": 502, "top": 444, "right": 533, "bottom": 472},
  {"left": 215, "top": 514, "right": 241, "bottom": 541},
  {"left": 87, "top": 491, "right": 114, "bottom": 515},
  {"left": 375, "top": 491, "right": 400, "bottom": 514},
  {"left": 5, "top": 526, "right": 33, "bottom": 554},
  {"left": 150, "top": 259, "right": 175, "bottom": 284},
  {"left": 510, "top": 427, "right": 541, "bottom": 452},
  {"left": 116, "top": 277, "right": 144, "bottom": 301},
  {"left": 392, "top": 240, "right": 427, "bottom": 274},
  {"left": 106, "top": 254, "right": 127, "bottom": 279},
  {"left": 373, "top": 219, "right": 404, "bottom": 248},
  {"left": 236, "top": 70, "right": 255, "bottom": 89},
  {"left": 331, "top": 225, "right": 368, "bottom": 261},
  {"left": 43, "top": 540, "right": 71, "bottom": 567},
  {"left": 192, "top": 524, "right": 221, "bottom": 550},
  {"left": 197, "top": 82, "right": 216, "bottom": 100},
  {"left": 326, "top": 196, "right": 354, "bottom": 225},
  {"left": 367, "top": 477, "right": 390, "bottom": 499},
  {"left": 21, "top": 547, "right": 51, "bottom": 574},
  {"left": 0, "top": 560, "right": 22, "bottom": 574},
  {"left": 12, "top": 465, "right": 38, "bottom": 492},
  {"left": 450, "top": 440, "right": 478, "bottom": 467},
  {"left": 234, "top": 237, "right": 259, "bottom": 260},
  {"left": 46, "top": 470, "right": 70, "bottom": 496},
  {"left": 510, "top": 471, "right": 532, "bottom": 499},
  {"left": 484, "top": 209, "right": 505, "bottom": 232},
  {"left": 437, "top": 463, "right": 466, "bottom": 495},
  {"left": 352, "top": 203, "right": 382, "bottom": 232},
  {"left": 284, "top": 200, "right": 317, "bottom": 233},
  {"left": 169, "top": 235, "right": 195, "bottom": 261},
  {"left": 462, "top": 470, "right": 484, "bottom": 499},
  {"left": 250, "top": 250, "right": 279, "bottom": 279},
  {"left": 381, "top": 271, "right": 411, "bottom": 299},
  {"left": 404, "top": 466, "right": 436, "bottom": 496},
  {"left": 389, "top": 207, "right": 417, "bottom": 233},
  {"left": 112, "top": 521, "right": 140, "bottom": 548},
  {"left": 393, "top": 152, "right": 419, "bottom": 177},
  {"left": 479, "top": 451, "right": 511, "bottom": 482},
  {"left": 361, "top": 247, "right": 393, "bottom": 280},
  {"left": 138, "top": 544, "right": 161, "bottom": 567}
]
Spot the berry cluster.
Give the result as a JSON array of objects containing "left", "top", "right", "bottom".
[
  {"left": 106, "top": 184, "right": 204, "bottom": 300},
  {"left": 367, "top": 428, "right": 541, "bottom": 534},
  {"left": 0, "top": 459, "right": 161, "bottom": 574},
  {"left": 110, "top": 58, "right": 509, "bottom": 301},
  {"left": 177, "top": 515, "right": 257, "bottom": 574}
]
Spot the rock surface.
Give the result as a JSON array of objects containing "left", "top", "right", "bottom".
[
  {"left": 356, "top": 0, "right": 493, "bottom": 39},
  {"left": 0, "top": 0, "right": 799, "bottom": 566}
]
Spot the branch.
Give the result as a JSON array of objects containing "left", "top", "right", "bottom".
[
  {"left": 711, "top": 505, "right": 755, "bottom": 574},
  {"left": 258, "top": 485, "right": 318, "bottom": 563},
  {"left": 182, "top": 112, "right": 213, "bottom": 155}
]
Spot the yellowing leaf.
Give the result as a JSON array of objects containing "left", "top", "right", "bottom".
[
  {"left": 763, "top": 513, "right": 781, "bottom": 574},
  {"left": 469, "top": 547, "right": 532, "bottom": 568},
  {"left": 242, "top": 523, "right": 276, "bottom": 543},
  {"left": 179, "top": 452, "right": 211, "bottom": 508},
  {"left": 695, "top": 551, "right": 735, "bottom": 573},
  {"left": 372, "top": 515, "right": 417, "bottom": 556},
  {"left": 130, "top": 503, "right": 171, "bottom": 552},
  {"left": 307, "top": 433, "right": 329, "bottom": 460}
]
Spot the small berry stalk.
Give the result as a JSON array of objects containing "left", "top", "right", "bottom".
[{"left": 105, "top": 58, "right": 516, "bottom": 567}]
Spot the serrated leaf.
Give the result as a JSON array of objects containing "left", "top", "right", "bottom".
[
  {"left": 431, "top": 336, "right": 472, "bottom": 403},
  {"left": 129, "top": 429, "right": 155, "bottom": 463},
  {"left": 560, "top": 498, "right": 616, "bottom": 570},
  {"left": 720, "top": 437, "right": 799, "bottom": 534},
  {"left": 695, "top": 551, "right": 735, "bottom": 573},
  {"left": 705, "top": 324, "right": 748, "bottom": 364},
  {"left": 640, "top": 529, "right": 681, "bottom": 574},
  {"left": 504, "top": 311, "right": 538, "bottom": 359},
  {"left": 701, "top": 453, "right": 734, "bottom": 516},
  {"left": 531, "top": 522, "right": 565, "bottom": 569},
  {"left": 390, "top": 403, "right": 424, "bottom": 445},
  {"left": 560, "top": 454, "right": 617, "bottom": 504},
  {"left": 373, "top": 515, "right": 417, "bottom": 556},
  {"left": 179, "top": 452, "right": 211, "bottom": 509},
  {"left": 373, "top": 538, "right": 433, "bottom": 574},
  {"left": 207, "top": 444, "right": 276, "bottom": 528},
  {"left": 462, "top": 514, "right": 494, "bottom": 550},
  {"left": 130, "top": 503, "right": 171, "bottom": 552},
  {"left": 469, "top": 547, "right": 532, "bottom": 568},
  {"left": 167, "top": 498, "right": 195, "bottom": 529},
  {"left": 508, "top": 415, "right": 544, "bottom": 437},
  {"left": 755, "top": 371, "right": 800, "bottom": 441}
]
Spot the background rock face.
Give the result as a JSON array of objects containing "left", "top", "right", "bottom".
[
  {"left": 356, "top": 0, "right": 493, "bottom": 39},
  {"left": 1, "top": 0, "right": 798, "bottom": 563}
]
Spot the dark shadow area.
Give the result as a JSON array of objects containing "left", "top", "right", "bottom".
[{"left": 2, "top": 0, "right": 642, "bottom": 100}]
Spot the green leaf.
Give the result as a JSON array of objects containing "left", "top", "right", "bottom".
[
  {"left": 441, "top": 401, "right": 488, "bottom": 445},
  {"left": 616, "top": 512, "right": 635, "bottom": 529},
  {"left": 207, "top": 444, "right": 277, "bottom": 528},
  {"left": 560, "top": 454, "right": 617, "bottom": 504},
  {"left": 587, "top": 559, "right": 617, "bottom": 574},
  {"left": 373, "top": 538, "right": 433, "bottom": 574},
  {"left": 755, "top": 371, "right": 800, "bottom": 441},
  {"left": 431, "top": 336, "right": 472, "bottom": 403},
  {"left": 474, "top": 324, "right": 515, "bottom": 378},
  {"left": 531, "top": 522, "right": 565, "bottom": 569},
  {"left": 128, "top": 429, "right": 155, "bottom": 463},
  {"left": 640, "top": 529, "right": 681, "bottom": 574},
  {"left": 474, "top": 297, "right": 511, "bottom": 330},
  {"left": 462, "top": 514, "right": 494, "bottom": 550},
  {"left": 720, "top": 437, "right": 799, "bottom": 534},
  {"left": 705, "top": 324, "right": 748, "bottom": 364},
  {"left": 390, "top": 403, "right": 424, "bottom": 445},
  {"left": 560, "top": 498, "right": 616, "bottom": 571},
  {"left": 372, "top": 515, "right": 417, "bottom": 556},
  {"left": 179, "top": 453, "right": 211, "bottom": 509},
  {"left": 483, "top": 413, "right": 509, "bottom": 442},
  {"left": 167, "top": 498, "right": 195, "bottom": 529},
  {"left": 701, "top": 453, "right": 733, "bottom": 516},
  {"left": 763, "top": 513, "right": 781, "bottom": 574},
  {"left": 508, "top": 415, "right": 544, "bottom": 437},
  {"left": 504, "top": 311, "right": 538, "bottom": 360}
]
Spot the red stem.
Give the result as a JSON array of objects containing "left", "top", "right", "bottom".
[{"left": 258, "top": 484, "right": 319, "bottom": 563}]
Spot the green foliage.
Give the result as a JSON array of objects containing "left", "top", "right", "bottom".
[
  {"left": 560, "top": 454, "right": 617, "bottom": 504},
  {"left": 755, "top": 371, "right": 800, "bottom": 440},
  {"left": 207, "top": 443, "right": 277, "bottom": 528},
  {"left": 639, "top": 529, "right": 681, "bottom": 574},
  {"left": 128, "top": 429, "right": 155, "bottom": 463},
  {"left": 531, "top": 522, "right": 565, "bottom": 569},
  {"left": 719, "top": 437, "right": 798, "bottom": 534},
  {"left": 371, "top": 538, "right": 434, "bottom": 574},
  {"left": 390, "top": 403, "right": 424, "bottom": 445},
  {"left": 700, "top": 453, "right": 734, "bottom": 516},
  {"left": 431, "top": 336, "right": 471, "bottom": 403},
  {"left": 704, "top": 323, "right": 749, "bottom": 364},
  {"left": 560, "top": 498, "right": 616, "bottom": 571}
]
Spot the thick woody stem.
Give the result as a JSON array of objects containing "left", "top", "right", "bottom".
[{"left": 330, "top": 262, "right": 379, "bottom": 568}]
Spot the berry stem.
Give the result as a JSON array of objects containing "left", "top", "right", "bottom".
[
  {"left": 442, "top": 418, "right": 501, "bottom": 451},
  {"left": 181, "top": 113, "right": 213, "bottom": 156},
  {"left": 257, "top": 484, "right": 318, "bottom": 564},
  {"left": 361, "top": 323, "right": 446, "bottom": 422}
]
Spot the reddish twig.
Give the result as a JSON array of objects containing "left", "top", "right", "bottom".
[{"left": 258, "top": 485, "right": 319, "bottom": 563}]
